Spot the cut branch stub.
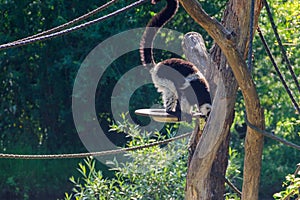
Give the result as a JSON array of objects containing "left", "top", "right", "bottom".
[{"left": 182, "top": 32, "right": 218, "bottom": 99}]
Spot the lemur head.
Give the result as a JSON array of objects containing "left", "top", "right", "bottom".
[{"left": 199, "top": 103, "right": 211, "bottom": 118}]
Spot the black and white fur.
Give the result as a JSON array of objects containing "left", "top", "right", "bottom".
[{"left": 140, "top": 0, "right": 211, "bottom": 121}]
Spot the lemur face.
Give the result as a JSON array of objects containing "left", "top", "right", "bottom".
[{"left": 199, "top": 103, "right": 211, "bottom": 117}]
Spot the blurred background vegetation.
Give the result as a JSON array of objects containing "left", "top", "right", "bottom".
[{"left": 0, "top": 0, "right": 299, "bottom": 199}]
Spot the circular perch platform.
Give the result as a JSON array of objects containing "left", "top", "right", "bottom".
[{"left": 135, "top": 109, "right": 205, "bottom": 123}]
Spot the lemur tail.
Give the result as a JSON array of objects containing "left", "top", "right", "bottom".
[{"left": 139, "top": 0, "right": 179, "bottom": 67}]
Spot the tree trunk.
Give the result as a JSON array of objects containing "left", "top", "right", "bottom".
[
  {"left": 183, "top": 31, "right": 237, "bottom": 200},
  {"left": 180, "top": 0, "right": 265, "bottom": 199}
]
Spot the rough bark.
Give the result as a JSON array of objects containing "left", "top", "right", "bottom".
[{"left": 180, "top": 0, "right": 265, "bottom": 199}]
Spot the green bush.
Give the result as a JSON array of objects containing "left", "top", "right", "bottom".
[
  {"left": 64, "top": 114, "right": 246, "bottom": 199},
  {"left": 64, "top": 116, "right": 190, "bottom": 199},
  {"left": 273, "top": 164, "right": 300, "bottom": 200},
  {"left": 1, "top": 0, "right": 299, "bottom": 198}
]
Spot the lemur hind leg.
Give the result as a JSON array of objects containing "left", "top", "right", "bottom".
[
  {"left": 166, "top": 99, "right": 192, "bottom": 122},
  {"left": 161, "top": 88, "right": 181, "bottom": 121},
  {"left": 166, "top": 99, "right": 182, "bottom": 121},
  {"left": 163, "top": 89, "right": 176, "bottom": 111},
  {"left": 163, "top": 91, "right": 192, "bottom": 122}
]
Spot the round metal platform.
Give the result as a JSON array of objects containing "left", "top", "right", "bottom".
[{"left": 135, "top": 108, "right": 205, "bottom": 123}]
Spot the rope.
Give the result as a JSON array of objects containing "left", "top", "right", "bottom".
[
  {"left": 263, "top": 0, "right": 300, "bottom": 93},
  {"left": 247, "top": 0, "right": 255, "bottom": 72},
  {"left": 224, "top": 177, "right": 242, "bottom": 197},
  {"left": 257, "top": 27, "right": 300, "bottom": 114},
  {"left": 0, "top": 0, "right": 149, "bottom": 50},
  {"left": 0, "top": 132, "right": 191, "bottom": 159},
  {"left": 245, "top": 115, "right": 300, "bottom": 151},
  {"left": 12, "top": 0, "right": 119, "bottom": 44}
]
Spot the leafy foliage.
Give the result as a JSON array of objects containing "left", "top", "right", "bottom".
[
  {"left": 0, "top": 0, "right": 223, "bottom": 198},
  {"left": 252, "top": 0, "right": 300, "bottom": 197},
  {"left": 273, "top": 164, "right": 300, "bottom": 199},
  {"left": 228, "top": 0, "right": 300, "bottom": 196},
  {"left": 64, "top": 116, "right": 189, "bottom": 200},
  {"left": 0, "top": 0, "right": 299, "bottom": 199}
]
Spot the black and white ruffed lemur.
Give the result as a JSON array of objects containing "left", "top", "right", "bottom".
[{"left": 139, "top": 0, "right": 212, "bottom": 121}]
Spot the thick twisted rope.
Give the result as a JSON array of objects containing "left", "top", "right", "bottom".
[
  {"left": 0, "top": 0, "right": 149, "bottom": 50},
  {"left": 0, "top": 132, "right": 191, "bottom": 159},
  {"left": 257, "top": 27, "right": 300, "bottom": 114},
  {"left": 245, "top": 115, "right": 300, "bottom": 151},
  {"left": 247, "top": 0, "right": 255, "bottom": 72},
  {"left": 263, "top": 0, "right": 300, "bottom": 93},
  {"left": 13, "top": 0, "right": 119, "bottom": 44}
]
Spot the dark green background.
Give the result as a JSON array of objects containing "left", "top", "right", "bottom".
[{"left": 0, "top": 0, "right": 299, "bottom": 199}]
